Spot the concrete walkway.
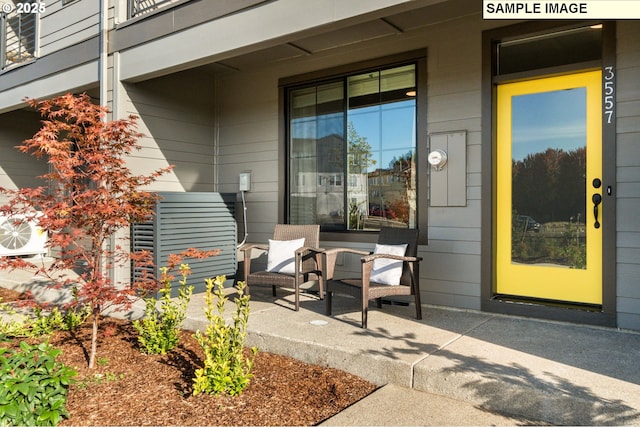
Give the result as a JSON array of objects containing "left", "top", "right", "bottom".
[{"left": 2, "top": 260, "right": 640, "bottom": 425}]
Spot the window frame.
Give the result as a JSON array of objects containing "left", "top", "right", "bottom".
[
  {"left": 279, "top": 50, "right": 428, "bottom": 244},
  {"left": 480, "top": 21, "right": 617, "bottom": 325}
]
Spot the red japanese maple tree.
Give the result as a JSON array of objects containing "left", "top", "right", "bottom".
[{"left": 0, "top": 93, "right": 180, "bottom": 368}]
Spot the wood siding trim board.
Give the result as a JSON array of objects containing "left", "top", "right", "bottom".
[
  {"left": 112, "top": 0, "right": 270, "bottom": 51},
  {"left": 0, "top": 61, "right": 99, "bottom": 114},
  {"left": 0, "top": 37, "right": 99, "bottom": 91}
]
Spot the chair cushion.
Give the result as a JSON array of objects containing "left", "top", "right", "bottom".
[
  {"left": 370, "top": 243, "right": 408, "bottom": 285},
  {"left": 266, "top": 238, "right": 306, "bottom": 274}
]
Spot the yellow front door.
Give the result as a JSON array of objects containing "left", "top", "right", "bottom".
[{"left": 496, "top": 71, "right": 602, "bottom": 305}]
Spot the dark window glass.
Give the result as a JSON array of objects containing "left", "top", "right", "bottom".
[
  {"left": 498, "top": 26, "right": 602, "bottom": 75},
  {"left": 287, "top": 64, "right": 417, "bottom": 231}
]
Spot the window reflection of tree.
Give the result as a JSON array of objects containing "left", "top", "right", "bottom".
[
  {"left": 511, "top": 147, "right": 587, "bottom": 268},
  {"left": 512, "top": 147, "right": 586, "bottom": 223}
]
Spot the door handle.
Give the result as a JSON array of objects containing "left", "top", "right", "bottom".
[{"left": 592, "top": 193, "right": 602, "bottom": 229}]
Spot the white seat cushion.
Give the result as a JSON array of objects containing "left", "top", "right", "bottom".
[
  {"left": 266, "top": 238, "right": 306, "bottom": 274},
  {"left": 369, "top": 243, "right": 408, "bottom": 285}
]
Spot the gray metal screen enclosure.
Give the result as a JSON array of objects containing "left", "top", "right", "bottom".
[{"left": 131, "top": 192, "right": 237, "bottom": 295}]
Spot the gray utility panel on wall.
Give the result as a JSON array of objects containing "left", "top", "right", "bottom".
[{"left": 428, "top": 131, "right": 467, "bottom": 207}]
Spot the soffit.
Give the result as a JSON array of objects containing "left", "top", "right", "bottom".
[{"left": 212, "top": 0, "right": 479, "bottom": 73}]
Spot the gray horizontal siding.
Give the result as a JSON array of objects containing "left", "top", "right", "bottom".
[
  {"left": 39, "top": 0, "right": 100, "bottom": 56},
  {"left": 425, "top": 239, "right": 480, "bottom": 256},
  {"left": 617, "top": 313, "right": 640, "bottom": 332},
  {"left": 120, "top": 68, "right": 215, "bottom": 192},
  {"left": 0, "top": 110, "right": 47, "bottom": 203},
  {"left": 615, "top": 21, "right": 640, "bottom": 331},
  {"left": 618, "top": 263, "right": 640, "bottom": 299},
  {"left": 617, "top": 199, "right": 640, "bottom": 232},
  {"left": 419, "top": 15, "right": 484, "bottom": 311},
  {"left": 216, "top": 68, "right": 279, "bottom": 200},
  {"left": 618, "top": 247, "right": 640, "bottom": 265},
  {"left": 422, "top": 252, "right": 480, "bottom": 285}
]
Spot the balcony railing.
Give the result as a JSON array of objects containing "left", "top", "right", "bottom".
[
  {"left": 1, "top": 1, "right": 37, "bottom": 70},
  {"left": 128, "top": 0, "right": 183, "bottom": 19}
]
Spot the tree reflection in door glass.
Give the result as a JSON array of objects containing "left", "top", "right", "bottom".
[{"left": 511, "top": 88, "right": 587, "bottom": 269}]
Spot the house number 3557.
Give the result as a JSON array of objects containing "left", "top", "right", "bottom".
[{"left": 604, "top": 66, "right": 615, "bottom": 124}]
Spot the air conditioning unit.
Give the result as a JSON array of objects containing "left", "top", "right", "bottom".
[{"left": 0, "top": 213, "right": 48, "bottom": 257}]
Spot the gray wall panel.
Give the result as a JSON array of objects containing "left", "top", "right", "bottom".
[
  {"left": 424, "top": 292, "right": 480, "bottom": 310},
  {"left": 422, "top": 253, "right": 481, "bottom": 284},
  {"left": 0, "top": 110, "right": 47, "bottom": 204},
  {"left": 617, "top": 267, "right": 640, "bottom": 299},
  {"left": 38, "top": 0, "right": 99, "bottom": 56},
  {"left": 617, "top": 263, "right": 640, "bottom": 295},
  {"left": 617, "top": 199, "right": 640, "bottom": 232},
  {"left": 617, "top": 247, "right": 640, "bottom": 264},
  {"left": 618, "top": 166, "right": 640, "bottom": 182},
  {"left": 119, "top": 68, "right": 215, "bottom": 192},
  {"left": 427, "top": 279, "right": 482, "bottom": 298},
  {"left": 617, "top": 297, "right": 640, "bottom": 317},
  {"left": 617, "top": 182, "right": 639, "bottom": 198},
  {"left": 617, "top": 99, "right": 640, "bottom": 118},
  {"left": 617, "top": 231, "right": 640, "bottom": 249},
  {"left": 617, "top": 313, "right": 640, "bottom": 331},
  {"left": 615, "top": 21, "right": 640, "bottom": 327},
  {"left": 424, "top": 240, "right": 481, "bottom": 256}
]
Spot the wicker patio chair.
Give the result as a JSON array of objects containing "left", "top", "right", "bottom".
[
  {"left": 240, "top": 224, "right": 323, "bottom": 311},
  {"left": 323, "top": 227, "right": 422, "bottom": 328}
]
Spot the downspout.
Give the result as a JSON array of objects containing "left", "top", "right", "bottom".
[
  {"left": 99, "top": 0, "right": 108, "bottom": 110},
  {"left": 98, "top": 0, "right": 115, "bottom": 287}
]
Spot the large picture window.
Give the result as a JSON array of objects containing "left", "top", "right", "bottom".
[{"left": 287, "top": 63, "right": 417, "bottom": 232}]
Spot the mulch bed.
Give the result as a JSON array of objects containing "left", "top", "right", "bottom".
[{"left": 0, "top": 287, "right": 377, "bottom": 426}]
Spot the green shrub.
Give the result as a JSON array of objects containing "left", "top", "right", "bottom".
[
  {"left": 133, "top": 265, "right": 193, "bottom": 355},
  {"left": 0, "top": 306, "right": 90, "bottom": 339},
  {"left": 192, "top": 276, "right": 256, "bottom": 397},
  {"left": 0, "top": 319, "right": 31, "bottom": 339},
  {"left": 60, "top": 302, "right": 92, "bottom": 332},
  {"left": 0, "top": 341, "right": 77, "bottom": 426}
]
